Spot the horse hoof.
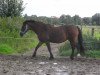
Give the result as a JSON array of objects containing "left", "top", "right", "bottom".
[
  {"left": 31, "top": 56, "right": 34, "bottom": 59},
  {"left": 80, "top": 53, "right": 85, "bottom": 57},
  {"left": 31, "top": 55, "right": 36, "bottom": 59},
  {"left": 70, "top": 57, "right": 74, "bottom": 60},
  {"left": 49, "top": 57, "right": 54, "bottom": 60},
  {"left": 32, "top": 54, "right": 36, "bottom": 57}
]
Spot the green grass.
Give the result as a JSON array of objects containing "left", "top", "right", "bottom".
[
  {"left": 86, "top": 50, "right": 100, "bottom": 58},
  {"left": 0, "top": 44, "right": 15, "bottom": 54},
  {"left": 0, "top": 37, "right": 38, "bottom": 54},
  {"left": 59, "top": 48, "right": 100, "bottom": 58}
]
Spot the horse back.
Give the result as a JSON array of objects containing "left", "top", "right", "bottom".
[{"left": 47, "top": 26, "right": 67, "bottom": 43}]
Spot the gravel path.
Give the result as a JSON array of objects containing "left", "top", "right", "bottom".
[{"left": 0, "top": 43, "right": 100, "bottom": 75}]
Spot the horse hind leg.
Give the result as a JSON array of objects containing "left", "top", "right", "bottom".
[
  {"left": 70, "top": 41, "right": 76, "bottom": 60},
  {"left": 32, "top": 42, "right": 43, "bottom": 57},
  {"left": 75, "top": 43, "right": 81, "bottom": 57},
  {"left": 77, "top": 41, "right": 85, "bottom": 57}
]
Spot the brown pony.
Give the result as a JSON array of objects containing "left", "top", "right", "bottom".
[{"left": 20, "top": 20, "right": 85, "bottom": 60}]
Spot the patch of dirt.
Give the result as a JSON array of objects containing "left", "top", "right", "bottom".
[{"left": 0, "top": 43, "right": 100, "bottom": 75}]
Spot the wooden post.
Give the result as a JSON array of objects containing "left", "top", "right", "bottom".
[{"left": 91, "top": 28, "right": 94, "bottom": 37}]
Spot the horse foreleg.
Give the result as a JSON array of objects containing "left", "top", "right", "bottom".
[
  {"left": 46, "top": 42, "right": 54, "bottom": 60},
  {"left": 70, "top": 48, "right": 75, "bottom": 60},
  {"left": 32, "top": 42, "right": 43, "bottom": 57}
]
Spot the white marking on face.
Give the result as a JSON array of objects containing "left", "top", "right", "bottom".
[
  {"left": 21, "top": 24, "right": 28, "bottom": 34},
  {"left": 25, "top": 24, "right": 28, "bottom": 32}
]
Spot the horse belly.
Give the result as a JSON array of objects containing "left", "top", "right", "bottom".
[{"left": 49, "top": 32, "right": 67, "bottom": 43}]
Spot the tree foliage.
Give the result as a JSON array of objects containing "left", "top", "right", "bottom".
[
  {"left": 59, "top": 14, "right": 72, "bottom": 25},
  {"left": 0, "top": 0, "right": 24, "bottom": 17},
  {"left": 92, "top": 13, "right": 100, "bottom": 25},
  {"left": 83, "top": 17, "right": 92, "bottom": 25},
  {"left": 72, "top": 15, "right": 82, "bottom": 25},
  {"left": 24, "top": 13, "right": 100, "bottom": 26}
]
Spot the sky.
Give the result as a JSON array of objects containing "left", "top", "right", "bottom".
[{"left": 22, "top": 0, "right": 100, "bottom": 18}]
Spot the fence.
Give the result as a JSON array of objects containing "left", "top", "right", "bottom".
[
  {"left": 81, "top": 26, "right": 100, "bottom": 50},
  {"left": 84, "top": 41, "right": 100, "bottom": 50}
]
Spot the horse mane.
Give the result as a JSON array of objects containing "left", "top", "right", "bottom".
[
  {"left": 24, "top": 20, "right": 36, "bottom": 23},
  {"left": 24, "top": 20, "right": 52, "bottom": 28}
]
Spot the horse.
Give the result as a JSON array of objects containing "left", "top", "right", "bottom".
[{"left": 20, "top": 20, "right": 85, "bottom": 60}]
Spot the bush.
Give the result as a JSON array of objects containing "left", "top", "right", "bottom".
[{"left": 0, "top": 17, "right": 38, "bottom": 54}]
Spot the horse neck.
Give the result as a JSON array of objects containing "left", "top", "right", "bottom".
[{"left": 30, "top": 22, "right": 44, "bottom": 34}]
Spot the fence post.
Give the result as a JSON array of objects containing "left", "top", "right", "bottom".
[{"left": 91, "top": 28, "right": 94, "bottom": 37}]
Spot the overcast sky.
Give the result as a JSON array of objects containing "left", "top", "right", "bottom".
[{"left": 22, "top": 0, "right": 100, "bottom": 17}]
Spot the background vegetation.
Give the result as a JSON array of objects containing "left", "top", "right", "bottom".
[
  {"left": 24, "top": 13, "right": 100, "bottom": 26},
  {"left": 0, "top": 0, "right": 24, "bottom": 17},
  {"left": 59, "top": 26, "right": 100, "bottom": 58},
  {"left": 0, "top": 0, "right": 100, "bottom": 58},
  {"left": 0, "top": 17, "right": 38, "bottom": 54}
]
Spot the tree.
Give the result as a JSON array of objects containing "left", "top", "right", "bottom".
[
  {"left": 50, "top": 16, "right": 60, "bottom": 25},
  {"left": 0, "top": 0, "right": 24, "bottom": 17},
  {"left": 83, "top": 17, "right": 92, "bottom": 25},
  {"left": 92, "top": 13, "right": 100, "bottom": 25},
  {"left": 72, "top": 15, "right": 82, "bottom": 25},
  {"left": 59, "top": 14, "right": 67, "bottom": 25},
  {"left": 59, "top": 14, "right": 72, "bottom": 25},
  {"left": 65, "top": 15, "right": 72, "bottom": 25}
]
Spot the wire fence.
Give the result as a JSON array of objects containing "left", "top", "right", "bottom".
[{"left": 84, "top": 41, "right": 100, "bottom": 50}]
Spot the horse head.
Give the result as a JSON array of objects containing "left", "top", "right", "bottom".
[{"left": 20, "top": 21, "right": 30, "bottom": 37}]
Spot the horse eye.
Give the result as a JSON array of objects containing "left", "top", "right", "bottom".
[
  {"left": 23, "top": 26, "right": 26, "bottom": 29},
  {"left": 24, "top": 26, "right": 26, "bottom": 29}
]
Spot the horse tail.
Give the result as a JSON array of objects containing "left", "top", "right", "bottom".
[{"left": 77, "top": 26, "right": 85, "bottom": 55}]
